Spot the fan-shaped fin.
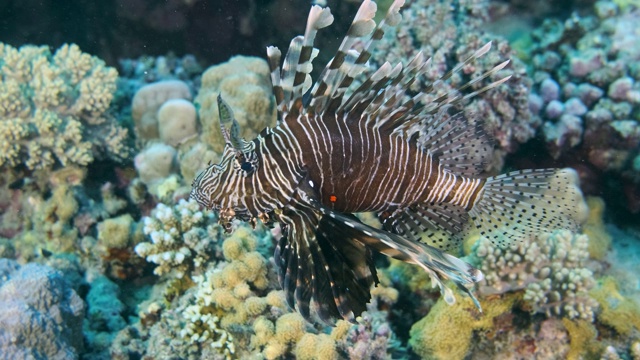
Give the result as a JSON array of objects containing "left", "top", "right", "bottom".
[
  {"left": 416, "top": 112, "right": 493, "bottom": 176},
  {"left": 469, "top": 168, "right": 586, "bottom": 247},
  {"left": 275, "top": 192, "right": 378, "bottom": 323}
]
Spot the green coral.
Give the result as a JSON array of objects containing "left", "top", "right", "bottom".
[{"left": 0, "top": 43, "right": 130, "bottom": 172}]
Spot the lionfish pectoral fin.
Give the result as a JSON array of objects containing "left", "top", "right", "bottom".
[
  {"left": 469, "top": 168, "right": 587, "bottom": 247},
  {"left": 275, "top": 193, "right": 378, "bottom": 324},
  {"left": 302, "top": 196, "right": 483, "bottom": 311}
]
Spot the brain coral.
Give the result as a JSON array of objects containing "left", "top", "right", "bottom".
[{"left": 0, "top": 43, "right": 130, "bottom": 172}]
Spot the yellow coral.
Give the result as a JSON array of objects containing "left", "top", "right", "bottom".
[
  {"left": 263, "top": 340, "right": 287, "bottom": 360},
  {"left": 252, "top": 316, "right": 275, "bottom": 347},
  {"left": 195, "top": 56, "right": 276, "bottom": 155},
  {"left": 295, "top": 333, "right": 338, "bottom": 360},
  {"left": 0, "top": 42, "right": 128, "bottom": 172},
  {"left": 582, "top": 197, "right": 612, "bottom": 260},
  {"left": 233, "top": 282, "right": 252, "bottom": 299},
  {"left": 244, "top": 296, "right": 267, "bottom": 316},
  {"left": 97, "top": 214, "right": 133, "bottom": 249},
  {"left": 330, "top": 320, "right": 352, "bottom": 341},
  {"left": 562, "top": 318, "right": 600, "bottom": 360},
  {"left": 590, "top": 277, "right": 640, "bottom": 335},
  {"left": 266, "top": 290, "right": 287, "bottom": 309},
  {"left": 409, "top": 292, "right": 519, "bottom": 360},
  {"left": 211, "top": 288, "right": 237, "bottom": 311},
  {"left": 275, "top": 313, "right": 307, "bottom": 344}
]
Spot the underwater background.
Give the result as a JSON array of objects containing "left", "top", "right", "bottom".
[{"left": 0, "top": 0, "right": 639, "bottom": 359}]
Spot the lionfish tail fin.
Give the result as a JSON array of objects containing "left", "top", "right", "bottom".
[{"left": 469, "top": 168, "right": 588, "bottom": 247}]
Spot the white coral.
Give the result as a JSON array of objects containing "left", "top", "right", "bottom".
[
  {"left": 471, "top": 229, "right": 598, "bottom": 320},
  {"left": 135, "top": 199, "right": 216, "bottom": 278}
]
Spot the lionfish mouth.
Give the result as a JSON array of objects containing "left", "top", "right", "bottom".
[{"left": 218, "top": 207, "right": 252, "bottom": 232}]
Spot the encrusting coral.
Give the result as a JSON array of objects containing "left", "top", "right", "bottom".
[
  {"left": 409, "top": 290, "right": 519, "bottom": 360},
  {"left": 0, "top": 43, "right": 130, "bottom": 172},
  {"left": 0, "top": 259, "right": 85, "bottom": 359},
  {"left": 589, "top": 276, "right": 640, "bottom": 336}
]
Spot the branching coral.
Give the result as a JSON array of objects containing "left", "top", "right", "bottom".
[
  {"left": 135, "top": 198, "right": 217, "bottom": 278},
  {"left": 0, "top": 43, "right": 130, "bottom": 172},
  {"left": 470, "top": 229, "right": 598, "bottom": 320}
]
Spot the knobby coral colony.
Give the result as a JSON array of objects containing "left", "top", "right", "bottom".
[{"left": 190, "top": 0, "right": 583, "bottom": 324}]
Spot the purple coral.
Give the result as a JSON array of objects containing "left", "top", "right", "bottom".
[
  {"left": 527, "top": 3, "right": 640, "bottom": 210},
  {"left": 0, "top": 259, "right": 85, "bottom": 359}
]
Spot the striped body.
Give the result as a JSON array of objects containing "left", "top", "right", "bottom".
[{"left": 283, "top": 113, "right": 485, "bottom": 213}]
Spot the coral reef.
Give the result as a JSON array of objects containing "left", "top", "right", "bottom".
[
  {"left": 131, "top": 79, "right": 192, "bottom": 142},
  {"left": 195, "top": 55, "right": 276, "bottom": 156},
  {"left": 409, "top": 291, "right": 519, "bottom": 360},
  {"left": 362, "top": 0, "right": 536, "bottom": 169},
  {"left": 0, "top": 259, "right": 85, "bottom": 359},
  {"left": 527, "top": 1, "right": 640, "bottom": 210},
  {"left": 0, "top": 43, "right": 130, "bottom": 173},
  {"left": 157, "top": 98, "right": 198, "bottom": 147},
  {"left": 84, "top": 274, "right": 127, "bottom": 355},
  {"left": 118, "top": 53, "right": 203, "bottom": 89},
  {"left": 590, "top": 277, "right": 640, "bottom": 336},
  {"left": 134, "top": 142, "right": 179, "bottom": 188},
  {"left": 2, "top": 1, "right": 640, "bottom": 359}
]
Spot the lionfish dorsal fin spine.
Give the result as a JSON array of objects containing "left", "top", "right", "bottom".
[
  {"left": 312, "top": 0, "right": 408, "bottom": 117},
  {"left": 266, "top": 46, "right": 284, "bottom": 121},
  {"left": 280, "top": 36, "right": 304, "bottom": 116},
  {"left": 308, "top": 0, "right": 379, "bottom": 112},
  {"left": 268, "top": 5, "right": 333, "bottom": 122},
  {"left": 391, "top": 41, "right": 512, "bottom": 133}
]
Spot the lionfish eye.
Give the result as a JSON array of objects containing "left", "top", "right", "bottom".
[{"left": 240, "top": 161, "right": 253, "bottom": 172}]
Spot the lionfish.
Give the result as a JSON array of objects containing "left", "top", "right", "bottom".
[{"left": 191, "top": 0, "right": 582, "bottom": 323}]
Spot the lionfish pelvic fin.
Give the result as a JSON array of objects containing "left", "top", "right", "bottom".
[
  {"left": 298, "top": 186, "right": 484, "bottom": 313},
  {"left": 274, "top": 186, "right": 378, "bottom": 323}
]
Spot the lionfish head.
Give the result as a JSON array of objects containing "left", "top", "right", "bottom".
[{"left": 190, "top": 95, "right": 258, "bottom": 229}]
